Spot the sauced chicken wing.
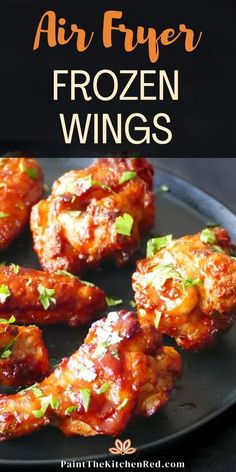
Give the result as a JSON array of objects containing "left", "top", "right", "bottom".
[
  {"left": 133, "top": 227, "right": 236, "bottom": 350},
  {"left": 30, "top": 158, "right": 154, "bottom": 274},
  {"left": 0, "top": 266, "right": 106, "bottom": 327},
  {"left": 0, "top": 311, "right": 181, "bottom": 440},
  {"left": 0, "top": 322, "right": 50, "bottom": 388},
  {"left": 0, "top": 157, "right": 44, "bottom": 250}
]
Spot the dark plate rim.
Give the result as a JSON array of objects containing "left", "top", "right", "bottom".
[{"left": 1, "top": 164, "right": 236, "bottom": 466}]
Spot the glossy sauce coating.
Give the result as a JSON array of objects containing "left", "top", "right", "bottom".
[
  {"left": 0, "top": 311, "right": 181, "bottom": 440},
  {"left": 133, "top": 227, "right": 236, "bottom": 350},
  {"left": 0, "top": 323, "right": 50, "bottom": 388},
  {"left": 31, "top": 158, "right": 154, "bottom": 274},
  {"left": 0, "top": 266, "right": 106, "bottom": 327},
  {"left": 0, "top": 158, "right": 44, "bottom": 250}
]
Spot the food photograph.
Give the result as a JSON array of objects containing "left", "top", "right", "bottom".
[
  {"left": 0, "top": 1, "right": 235, "bottom": 471},
  {"left": 0, "top": 157, "right": 234, "bottom": 471}
]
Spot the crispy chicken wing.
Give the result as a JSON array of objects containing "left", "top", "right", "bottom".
[
  {"left": 0, "top": 322, "right": 50, "bottom": 388},
  {"left": 0, "top": 311, "right": 181, "bottom": 440},
  {"left": 133, "top": 227, "right": 236, "bottom": 350},
  {"left": 0, "top": 157, "right": 44, "bottom": 251},
  {"left": 0, "top": 266, "right": 106, "bottom": 327},
  {"left": 30, "top": 158, "right": 154, "bottom": 274}
]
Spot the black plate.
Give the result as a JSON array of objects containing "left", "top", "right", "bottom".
[{"left": 1, "top": 158, "right": 236, "bottom": 467}]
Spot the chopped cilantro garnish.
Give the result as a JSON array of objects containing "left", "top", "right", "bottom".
[
  {"left": 157, "top": 184, "right": 169, "bottom": 193},
  {"left": 32, "top": 386, "right": 44, "bottom": 398},
  {"left": 129, "top": 300, "right": 136, "bottom": 308},
  {"left": 65, "top": 406, "right": 77, "bottom": 416},
  {"left": 56, "top": 270, "right": 78, "bottom": 279},
  {"left": 184, "top": 278, "right": 202, "bottom": 288},
  {"left": 96, "top": 382, "right": 110, "bottom": 395},
  {"left": 111, "top": 349, "right": 120, "bottom": 360},
  {"left": 0, "top": 315, "right": 16, "bottom": 324},
  {"left": 117, "top": 398, "right": 128, "bottom": 411},
  {"left": 146, "top": 235, "right": 173, "bottom": 258},
  {"left": 11, "top": 264, "right": 20, "bottom": 274},
  {"left": 19, "top": 160, "right": 38, "bottom": 180},
  {"left": 200, "top": 228, "right": 216, "bottom": 244},
  {"left": 147, "top": 264, "right": 183, "bottom": 288},
  {"left": 0, "top": 212, "right": 10, "bottom": 218},
  {"left": 0, "top": 284, "right": 11, "bottom": 303},
  {"left": 79, "top": 388, "right": 91, "bottom": 412},
  {"left": 0, "top": 337, "right": 17, "bottom": 359},
  {"left": 37, "top": 285, "right": 56, "bottom": 310},
  {"left": 115, "top": 213, "right": 134, "bottom": 236},
  {"left": 154, "top": 312, "right": 162, "bottom": 329},
  {"left": 206, "top": 222, "right": 220, "bottom": 228},
  {"left": 32, "top": 394, "right": 59, "bottom": 418},
  {"left": 43, "top": 183, "right": 50, "bottom": 193},
  {"left": 119, "top": 171, "right": 137, "bottom": 185},
  {"left": 80, "top": 280, "right": 95, "bottom": 287},
  {"left": 106, "top": 297, "right": 123, "bottom": 307},
  {"left": 67, "top": 211, "right": 82, "bottom": 218},
  {"left": 212, "top": 245, "right": 225, "bottom": 254}
]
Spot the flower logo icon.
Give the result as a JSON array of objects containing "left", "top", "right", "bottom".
[{"left": 109, "top": 439, "right": 137, "bottom": 455}]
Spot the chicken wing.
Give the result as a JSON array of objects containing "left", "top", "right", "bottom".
[
  {"left": 0, "top": 311, "right": 181, "bottom": 440},
  {"left": 30, "top": 157, "right": 154, "bottom": 274},
  {"left": 0, "top": 265, "right": 106, "bottom": 327},
  {"left": 0, "top": 321, "right": 50, "bottom": 388},
  {"left": 133, "top": 227, "right": 236, "bottom": 350},
  {"left": 0, "top": 157, "right": 44, "bottom": 251}
]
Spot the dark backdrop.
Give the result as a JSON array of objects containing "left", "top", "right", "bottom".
[{"left": 0, "top": 0, "right": 235, "bottom": 157}]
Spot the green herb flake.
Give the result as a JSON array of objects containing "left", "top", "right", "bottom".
[
  {"left": 0, "top": 337, "right": 17, "bottom": 359},
  {"left": 206, "top": 222, "right": 220, "bottom": 228},
  {"left": 119, "top": 171, "right": 137, "bottom": 185},
  {"left": 111, "top": 349, "right": 120, "bottom": 360},
  {"left": 0, "top": 261, "right": 6, "bottom": 266},
  {"left": 32, "top": 394, "right": 59, "bottom": 419},
  {"left": 0, "top": 315, "right": 16, "bottom": 324},
  {"left": 200, "top": 228, "right": 216, "bottom": 244},
  {"left": 96, "top": 382, "right": 110, "bottom": 395},
  {"left": 0, "top": 212, "right": 10, "bottom": 219},
  {"left": 212, "top": 245, "right": 225, "bottom": 254},
  {"left": 43, "top": 183, "right": 50, "bottom": 193},
  {"left": 37, "top": 285, "right": 56, "bottom": 310},
  {"left": 10, "top": 264, "right": 20, "bottom": 274},
  {"left": 67, "top": 210, "right": 82, "bottom": 218},
  {"left": 0, "top": 284, "right": 11, "bottom": 303},
  {"left": 231, "top": 256, "right": 236, "bottom": 261},
  {"left": 129, "top": 300, "right": 136, "bottom": 308},
  {"left": 79, "top": 388, "right": 91, "bottom": 412},
  {"left": 117, "top": 398, "right": 128, "bottom": 411},
  {"left": 157, "top": 184, "right": 169, "bottom": 193},
  {"left": 56, "top": 270, "right": 78, "bottom": 279},
  {"left": 65, "top": 406, "right": 77, "bottom": 416},
  {"left": 184, "top": 278, "right": 202, "bottom": 288},
  {"left": 146, "top": 235, "right": 173, "bottom": 258},
  {"left": 80, "top": 280, "right": 95, "bottom": 287},
  {"left": 106, "top": 297, "right": 123, "bottom": 307},
  {"left": 32, "top": 387, "right": 44, "bottom": 398},
  {"left": 19, "top": 160, "right": 38, "bottom": 180},
  {"left": 26, "top": 278, "right": 32, "bottom": 287},
  {"left": 154, "top": 312, "right": 162, "bottom": 329},
  {"left": 115, "top": 213, "right": 134, "bottom": 237},
  {"left": 148, "top": 264, "right": 183, "bottom": 289}
]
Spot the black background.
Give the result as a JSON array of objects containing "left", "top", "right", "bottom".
[{"left": 0, "top": 0, "right": 235, "bottom": 157}]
